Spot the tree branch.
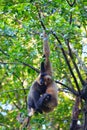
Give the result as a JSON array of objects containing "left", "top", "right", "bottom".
[
  {"left": 0, "top": 48, "right": 9, "bottom": 57},
  {"left": 64, "top": 10, "right": 85, "bottom": 86},
  {"left": 51, "top": 31, "right": 81, "bottom": 95},
  {"left": 69, "top": 12, "right": 72, "bottom": 25},
  {"left": 70, "top": 44, "right": 87, "bottom": 73},
  {"left": 0, "top": 62, "right": 18, "bottom": 65},
  {"left": 36, "top": 5, "right": 46, "bottom": 31},
  {"left": 66, "top": 39, "right": 85, "bottom": 85},
  {"left": 7, "top": 93, "right": 21, "bottom": 110},
  {"left": 12, "top": 71, "right": 27, "bottom": 109},
  {"left": 66, "top": 0, "right": 76, "bottom": 7},
  {"left": 0, "top": 88, "right": 29, "bottom": 95},
  {"left": 18, "top": 60, "right": 40, "bottom": 73},
  {"left": 0, "top": 48, "right": 40, "bottom": 73},
  {"left": 70, "top": 96, "right": 82, "bottom": 130},
  {"left": 0, "top": 123, "right": 10, "bottom": 128},
  {"left": 55, "top": 80, "right": 79, "bottom": 96}
]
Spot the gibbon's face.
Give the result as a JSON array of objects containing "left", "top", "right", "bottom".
[{"left": 44, "top": 75, "right": 52, "bottom": 85}]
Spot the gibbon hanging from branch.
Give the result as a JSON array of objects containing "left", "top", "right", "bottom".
[{"left": 27, "top": 31, "right": 58, "bottom": 116}]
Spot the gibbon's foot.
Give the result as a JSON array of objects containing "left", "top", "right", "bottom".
[
  {"left": 36, "top": 93, "right": 51, "bottom": 111},
  {"left": 43, "top": 93, "right": 51, "bottom": 104},
  {"left": 28, "top": 108, "right": 35, "bottom": 117},
  {"left": 35, "top": 108, "right": 43, "bottom": 114}
]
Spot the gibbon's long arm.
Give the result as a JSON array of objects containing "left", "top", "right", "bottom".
[
  {"left": 40, "top": 61, "right": 46, "bottom": 85},
  {"left": 43, "top": 31, "right": 50, "bottom": 58},
  {"left": 43, "top": 31, "right": 52, "bottom": 76}
]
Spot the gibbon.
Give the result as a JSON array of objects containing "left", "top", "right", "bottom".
[{"left": 27, "top": 31, "right": 58, "bottom": 116}]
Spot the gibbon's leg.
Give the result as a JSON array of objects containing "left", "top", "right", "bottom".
[
  {"left": 27, "top": 95, "right": 35, "bottom": 116},
  {"left": 27, "top": 96, "right": 35, "bottom": 109},
  {"left": 28, "top": 82, "right": 43, "bottom": 114},
  {"left": 28, "top": 91, "right": 42, "bottom": 114},
  {"left": 37, "top": 93, "right": 51, "bottom": 110},
  {"left": 29, "top": 88, "right": 52, "bottom": 114},
  {"left": 28, "top": 61, "right": 48, "bottom": 115},
  {"left": 31, "top": 89, "right": 43, "bottom": 113}
]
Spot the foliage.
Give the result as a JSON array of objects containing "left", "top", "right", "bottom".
[{"left": 0, "top": 0, "right": 87, "bottom": 129}]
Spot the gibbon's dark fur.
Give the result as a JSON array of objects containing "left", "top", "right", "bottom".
[{"left": 27, "top": 31, "right": 58, "bottom": 116}]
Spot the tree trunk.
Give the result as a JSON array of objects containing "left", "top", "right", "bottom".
[{"left": 83, "top": 100, "right": 87, "bottom": 130}]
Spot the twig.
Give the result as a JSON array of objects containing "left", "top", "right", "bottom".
[
  {"left": 66, "top": 10, "right": 85, "bottom": 85},
  {"left": 12, "top": 72, "right": 27, "bottom": 109},
  {"left": 7, "top": 93, "right": 21, "bottom": 110},
  {"left": 66, "top": 0, "right": 76, "bottom": 7},
  {"left": 0, "top": 123, "right": 10, "bottom": 128},
  {"left": 0, "top": 48, "right": 9, "bottom": 57},
  {"left": 69, "top": 13, "right": 72, "bottom": 25},
  {"left": 55, "top": 80, "right": 79, "bottom": 96},
  {"left": 36, "top": 5, "right": 46, "bottom": 31},
  {"left": 18, "top": 61, "right": 40, "bottom": 73},
  {"left": 0, "top": 62, "right": 19, "bottom": 65},
  {"left": 66, "top": 39, "right": 85, "bottom": 85},
  {"left": 0, "top": 88, "right": 29, "bottom": 95},
  {"left": 0, "top": 48, "right": 40, "bottom": 73},
  {"left": 70, "top": 44, "right": 87, "bottom": 73}
]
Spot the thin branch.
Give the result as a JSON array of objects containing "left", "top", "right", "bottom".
[
  {"left": 0, "top": 48, "right": 40, "bottom": 73},
  {"left": 0, "top": 62, "right": 18, "bottom": 65},
  {"left": 12, "top": 72, "right": 27, "bottom": 108},
  {"left": 0, "top": 88, "right": 29, "bottom": 95},
  {"left": 36, "top": 5, "right": 46, "bottom": 31},
  {"left": 55, "top": 80, "right": 79, "bottom": 96},
  {"left": 18, "top": 60, "right": 40, "bottom": 73},
  {"left": 51, "top": 31, "right": 81, "bottom": 95},
  {"left": 66, "top": 0, "right": 76, "bottom": 7},
  {"left": 7, "top": 93, "right": 21, "bottom": 110},
  {"left": 65, "top": 10, "right": 85, "bottom": 86},
  {"left": 5, "top": 72, "right": 22, "bottom": 109},
  {"left": 70, "top": 44, "right": 87, "bottom": 73},
  {"left": 0, "top": 48, "right": 9, "bottom": 57},
  {"left": 13, "top": 101, "right": 21, "bottom": 110},
  {"left": 83, "top": 24, "right": 87, "bottom": 37},
  {"left": 0, "top": 123, "right": 10, "bottom": 128},
  {"left": 66, "top": 39, "right": 85, "bottom": 85},
  {"left": 69, "top": 13, "right": 72, "bottom": 25}
]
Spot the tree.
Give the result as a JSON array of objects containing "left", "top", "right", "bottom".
[{"left": 0, "top": 0, "right": 87, "bottom": 129}]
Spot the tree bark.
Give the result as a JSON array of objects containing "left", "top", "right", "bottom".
[
  {"left": 83, "top": 100, "right": 87, "bottom": 130},
  {"left": 70, "top": 97, "right": 81, "bottom": 130}
]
